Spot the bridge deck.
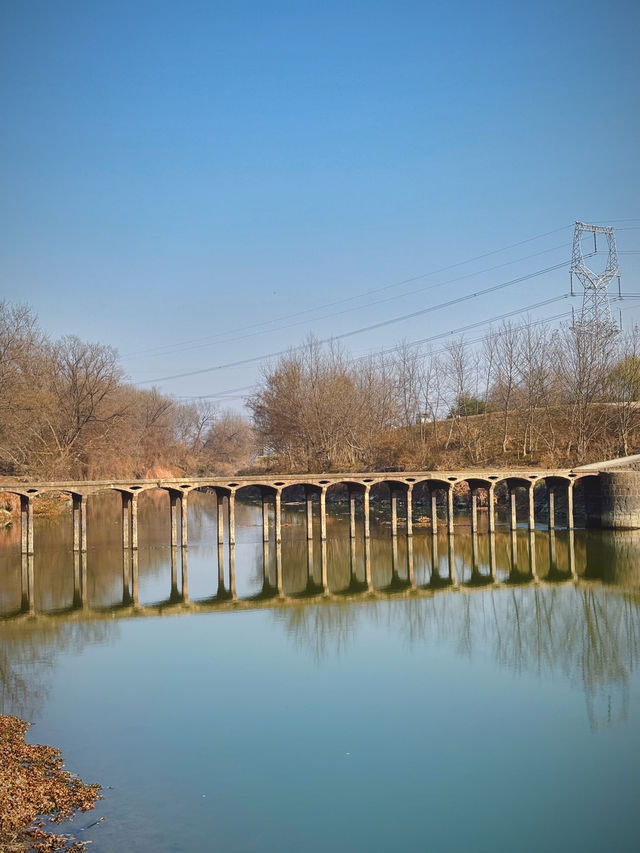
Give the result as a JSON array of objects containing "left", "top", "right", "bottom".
[{"left": 0, "top": 468, "right": 595, "bottom": 497}]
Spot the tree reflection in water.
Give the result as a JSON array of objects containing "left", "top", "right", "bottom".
[
  {"left": 1, "top": 496, "right": 639, "bottom": 728},
  {"left": 276, "top": 585, "right": 639, "bottom": 729},
  {"left": 0, "top": 619, "right": 116, "bottom": 721}
]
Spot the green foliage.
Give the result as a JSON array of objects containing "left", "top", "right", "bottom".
[
  {"left": 609, "top": 355, "right": 640, "bottom": 402},
  {"left": 448, "top": 393, "right": 490, "bottom": 418}
]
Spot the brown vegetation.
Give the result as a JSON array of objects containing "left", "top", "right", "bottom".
[
  {"left": 2, "top": 300, "right": 639, "bottom": 479},
  {"left": 0, "top": 715, "right": 101, "bottom": 852},
  {"left": 249, "top": 323, "right": 640, "bottom": 472},
  {"left": 0, "top": 301, "right": 255, "bottom": 480}
]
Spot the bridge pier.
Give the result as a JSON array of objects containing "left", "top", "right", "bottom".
[
  {"left": 528, "top": 484, "right": 535, "bottom": 532},
  {"left": 549, "top": 529, "right": 557, "bottom": 573},
  {"left": 305, "top": 487, "right": 314, "bottom": 540},
  {"left": 320, "top": 488, "right": 327, "bottom": 541},
  {"left": 170, "top": 546, "right": 180, "bottom": 601},
  {"left": 529, "top": 530, "right": 538, "bottom": 581},
  {"left": 391, "top": 490, "right": 398, "bottom": 536},
  {"left": 131, "top": 548, "right": 139, "bottom": 606},
  {"left": 348, "top": 485, "right": 357, "bottom": 540},
  {"left": 320, "top": 539, "right": 328, "bottom": 592},
  {"left": 181, "top": 492, "right": 189, "bottom": 547},
  {"left": 217, "top": 491, "right": 225, "bottom": 545},
  {"left": 448, "top": 534, "right": 456, "bottom": 584},
  {"left": 567, "top": 482, "right": 574, "bottom": 530},
  {"left": 229, "top": 544, "right": 236, "bottom": 599},
  {"left": 389, "top": 483, "right": 413, "bottom": 538},
  {"left": 364, "top": 537, "right": 372, "bottom": 589},
  {"left": 349, "top": 535, "right": 357, "bottom": 583},
  {"left": 73, "top": 551, "right": 81, "bottom": 606},
  {"left": 430, "top": 488, "right": 438, "bottom": 534},
  {"left": 431, "top": 533, "right": 438, "bottom": 582},
  {"left": 72, "top": 494, "right": 82, "bottom": 552},
  {"left": 510, "top": 528, "right": 518, "bottom": 572},
  {"left": 569, "top": 529, "right": 577, "bottom": 579},
  {"left": 119, "top": 493, "right": 130, "bottom": 554},
  {"left": 261, "top": 489, "right": 270, "bottom": 542},
  {"left": 509, "top": 488, "right": 517, "bottom": 531},
  {"left": 489, "top": 531, "right": 497, "bottom": 580},
  {"left": 131, "top": 494, "right": 138, "bottom": 550},
  {"left": 181, "top": 547, "right": 189, "bottom": 603},
  {"left": 78, "top": 495, "right": 88, "bottom": 552},
  {"left": 122, "top": 548, "right": 132, "bottom": 605},
  {"left": 169, "top": 492, "right": 179, "bottom": 548},
  {"left": 548, "top": 484, "right": 556, "bottom": 530},
  {"left": 217, "top": 541, "right": 227, "bottom": 597},
  {"left": 447, "top": 485, "right": 454, "bottom": 536},
  {"left": 307, "top": 538, "right": 314, "bottom": 586},
  {"left": 363, "top": 487, "right": 371, "bottom": 539},
  {"left": 21, "top": 553, "right": 34, "bottom": 613},
  {"left": 275, "top": 541, "right": 283, "bottom": 595},
  {"left": 20, "top": 495, "right": 34, "bottom": 557},
  {"left": 407, "top": 535, "right": 414, "bottom": 586},
  {"left": 80, "top": 552, "right": 88, "bottom": 607},
  {"left": 490, "top": 487, "right": 497, "bottom": 532},
  {"left": 228, "top": 491, "right": 236, "bottom": 546},
  {"left": 273, "top": 490, "right": 281, "bottom": 544},
  {"left": 391, "top": 533, "right": 399, "bottom": 579},
  {"left": 470, "top": 488, "right": 478, "bottom": 533}
]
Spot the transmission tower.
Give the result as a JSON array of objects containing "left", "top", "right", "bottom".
[{"left": 570, "top": 220, "right": 620, "bottom": 332}]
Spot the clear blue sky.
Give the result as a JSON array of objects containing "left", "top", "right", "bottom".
[{"left": 1, "top": 0, "right": 639, "bottom": 405}]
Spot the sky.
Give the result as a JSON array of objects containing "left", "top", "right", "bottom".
[{"left": 1, "top": 0, "right": 639, "bottom": 408}]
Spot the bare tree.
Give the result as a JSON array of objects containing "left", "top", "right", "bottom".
[
  {"left": 516, "top": 319, "right": 553, "bottom": 459},
  {"left": 203, "top": 409, "right": 256, "bottom": 474},
  {"left": 607, "top": 327, "right": 640, "bottom": 456},
  {"left": 491, "top": 321, "right": 519, "bottom": 455},
  {"left": 392, "top": 341, "right": 425, "bottom": 429},
  {"left": 248, "top": 336, "right": 399, "bottom": 471},
  {"left": 557, "top": 322, "right": 619, "bottom": 462}
]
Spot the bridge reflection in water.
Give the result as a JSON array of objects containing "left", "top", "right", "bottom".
[
  {"left": 0, "top": 496, "right": 639, "bottom": 732},
  {"left": 0, "top": 492, "right": 638, "bottom": 618}
]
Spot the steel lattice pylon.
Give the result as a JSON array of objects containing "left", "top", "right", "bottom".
[{"left": 571, "top": 220, "right": 620, "bottom": 332}]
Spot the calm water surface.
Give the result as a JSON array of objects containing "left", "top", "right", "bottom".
[{"left": 1, "top": 492, "right": 639, "bottom": 852}]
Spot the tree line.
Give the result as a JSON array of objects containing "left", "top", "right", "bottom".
[
  {"left": 0, "top": 301, "right": 254, "bottom": 479},
  {"left": 2, "top": 299, "right": 639, "bottom": 479},
  {"left": 249, "top": 320, "right": 640, "bottom": 471}
]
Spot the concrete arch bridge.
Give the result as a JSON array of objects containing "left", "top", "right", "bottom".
[{"left": 4, "top": 465, "right": 632, "bottom": 561}]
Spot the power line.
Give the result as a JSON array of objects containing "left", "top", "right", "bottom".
[
  {"left": 175, "top": 384, "right": 256, "bottom": 402},
  {"left": 172, "top": 291, "right": 640, "bottom": 403},
  {"left": 176, "top": 305, "right": 576, "bottom": 403},
  {"left": 351, "top": 296, "right": 571, "bottom": 362},
  {"left": 123, "top": 224, "right": 573, "bottom": 360},
  {"left": 135, "top": 259, "right": 571, "bottom": 385},
  {"left": 124, "top": 242, "right": 572, "bottom": 363}
]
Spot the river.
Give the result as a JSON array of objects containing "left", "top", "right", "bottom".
[{"left": 1, "top": 491, "right": 639, "bottom": 852}]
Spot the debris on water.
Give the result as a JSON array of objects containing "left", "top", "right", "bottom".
[
  {"left": 0, "top": 714, "right": 102, "bottom": 853},
  {"left": 82, "top": 816, "right": 106, "bottom": 831}
]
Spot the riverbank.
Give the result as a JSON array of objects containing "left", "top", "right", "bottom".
[
  {"left": 0, "top": 715, "right": 101, "bottom": 852},
  {"left": 1, "top": 493, "right": 70, "bottom": 527}
]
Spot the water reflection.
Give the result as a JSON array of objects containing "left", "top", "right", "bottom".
[
  {"left": 1, "top": 496, "right": 639, "bottom": 728},
  {"left": 275, "top": 585, "right": 638, "bottom": 729}
]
